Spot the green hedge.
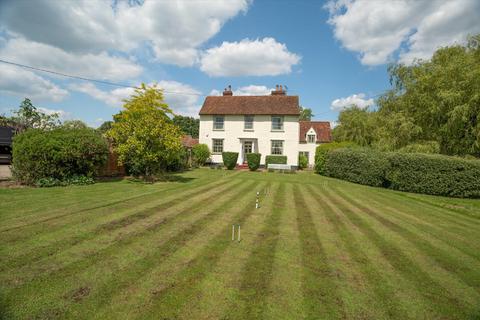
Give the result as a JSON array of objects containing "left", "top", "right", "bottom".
[
  {"left": 246, "top": 153, "right": 261, "bottom": 171},
  {"left": 315, "top": 141, "right": 357, "bottom": 174},
  {"left": 386, "top": 153, "right": 480, "bottom": 198},
  {"left": 12, "top": 128, "right": 108, "bottom": 185},
  {"left": 265, "top": 155, "right": 287, "bottom": 166},
  {"left": 298, "top": 154, "right": 308, "bottom": 170},
  {"left": 324, "top": 148, "right": 390, "bottom": 187},
  {"left": 222, "top": 152, "right": 238, "bottom": 170},
  {"left": 192, "top": 143, "right": 210, "bottom": 166}
]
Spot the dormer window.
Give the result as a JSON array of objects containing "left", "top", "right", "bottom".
[
  {"left": 213, "top": 115, "right": 224, "bottom": 130},
  {"left": 307, "top": 134, "right": 316, "bottom": 143}
]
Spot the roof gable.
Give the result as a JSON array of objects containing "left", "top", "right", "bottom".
[
  {"left": 299, "top": 121, "right": 332, "bottom": 143},
  {"left": 199, "top": 95, "right": 300, "bottom": 115}
]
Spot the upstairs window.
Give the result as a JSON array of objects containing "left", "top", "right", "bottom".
[
  {"left": 213, "top": 116, "right": 224, "bottom": 130},
  {"left": 212, "top": 139, "right": 223, "bottom": 154},
  {"left": 271, "top": 140, "right": 284, "bottom": 155},
  {"left": 271, "top": 116, "right": 284, "bottom": 131},
  {"left": 307, "top": 134, "right": 316, "bottom": 143},
  {"left": 244, "top": 115, "right": 254, "bottom": 130}
]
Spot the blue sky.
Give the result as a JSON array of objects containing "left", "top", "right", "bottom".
[{"left": 0, "top": 0, "right": 479, "bottom": 127}]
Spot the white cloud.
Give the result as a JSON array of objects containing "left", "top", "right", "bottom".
[
  {"left": 0, "top": 65, "right": 68, "bottom": 102},
  {"left": 200, "top": 38, "right": 301, "bottom": 76},
  {"left": 0, "top": 0, "right": 250, "bottom": 67},
  {"left": 330, "top": 93, "right": 373, "bottom": 111},
  {"left": 70, "top": 81, "right": 202, "bottom": 117},
  {"left": 0, "top": 38, "right": 142, "bottom": 81},
  {"left": 210, "top": 85, "right": 275, "bottom": 96},
  {"left": 325, "top": 0, "right": 480, "bottom": 65},
  {"left": 38, "top": 107, "right": 71, "bottom": 120}
]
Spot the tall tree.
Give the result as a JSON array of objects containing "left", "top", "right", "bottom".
[
  {"left": 106, "top": 84, "right": 183, "bottom": 178},
  {"left": 332, "top": 106, "right": 376, "bottom": 146},
  {"left": 299, "top": 106, "right": 314, "bottom": 121},
  {"left": 172, "top": 115, "right": 199, "bottom": 138},
  {"left": 7, "top": 98, "right": 60, "bottom": 132}
]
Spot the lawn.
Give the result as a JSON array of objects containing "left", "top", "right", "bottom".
[{"left": 1, "top": 168, "right": 480, "bottom": 319}]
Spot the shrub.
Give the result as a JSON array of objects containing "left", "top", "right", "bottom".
[
  {"left": 12, "top": 128, "right": 108, "bottom": 185},
  {"left": 222, "top": 152, "right": 238, "bottom": 170},
  {"left": 386, "top": 153, "right": 480, "bottom": 198},
  {"left": 192, "top": 144, "right": 210, "bottom": 166},
  {"left": 325, "top": 148, "right": 390, "bottom": 187},
  {"left": 246, "top": 153, "right": 261, "bottom": 171},
  {"left": 315, "top": 141, "right": 357, "bottom": 174},
  {"left": 35, "top": 175, "right": 95, "bottom": 188},
  {"left": 298, "top": 155, "right": 308, "bottom": 170},
  {"left": 265, "top": 155, "right": 287, "bottom": 166},
  {"left": 397, "top": 141, "right": 440, "bottom": 154}
]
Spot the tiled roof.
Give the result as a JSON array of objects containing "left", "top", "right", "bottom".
[
  {"left": 299, "top": 121, "right": 332, "bottom": 143},
  {"left": 181, "top": 135, "right": 199, "bottom": 148},
  {"left": 199, "top": 96, "right": 300, "bottom": 115}
]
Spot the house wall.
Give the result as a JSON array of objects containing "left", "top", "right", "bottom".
[
  {"left": 199, "top": 115, "right": 300, "bottom": 166},
  {"left": 298, "top": 142, "right": 318, "bottom": 166}
]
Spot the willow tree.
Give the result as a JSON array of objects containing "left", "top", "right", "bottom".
[{"left": 107, "top": 84, "right": 183, "bottom": 179}]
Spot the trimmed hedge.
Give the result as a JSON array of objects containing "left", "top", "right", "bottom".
[
  {"left": 386, "top": 153, "right": 480, "bottom": 198},
  {"left": 298, "top": 154, "right": 308, "bottom": 170},
  {"left": 222, "top": 152, "right": 238, "bottom": 170},
  {"left": 315, "top": 141, "right": 357, "bottom": 174},
  {"left": 324, "top": 148, "right": 390, "bottom": 187},
  {"left": 12, "top": 128, "right": 108, "bottom": 185},
  {"left": 265, "top": 155, "right": 287, "bottom": 166},
  {"left": 246, "top": 153, "right": 261, "bottom": 171},
  {"left": 323, "top": 148, "right": 480, "bottom": 198},
  {"left": 192, "top": 143, "right": 210, "bottom": 166}
]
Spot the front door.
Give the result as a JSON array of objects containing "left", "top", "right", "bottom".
[{"left": 243, "top": 141, "right": 253, "bottom": 163}]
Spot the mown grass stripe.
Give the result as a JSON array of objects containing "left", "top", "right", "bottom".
[
  {"left": 95, "top": 181, "right": 270, "bottom": 319},
  {"left": 3, "top": 179, "right": 256, "bottom": 319},
  {"left": 293, "top": 184, "right": 346, "bottom": 319},
  {"left": 1, "top": 178, "right": 242, "bottom": 273},
  {"left": 334, "top": 186, "right": 480, "bottom": 293},
  {"left": 320, "top": 187, "right": 471, "bottom": 318},
  {"left": 217, "top": 182, "right": 287, "bottom": 320},
  {"left": 61, "top": 180, "right": 262, "bottom": 318}
]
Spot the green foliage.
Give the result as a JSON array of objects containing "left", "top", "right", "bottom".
[
  {"left": 314, "top": 141, "right": 357, "bottom": 174},
  {"left": 61, "top": 120, "right": 89, "bottom": 130},
  {"left": 246, "top": 153, "right": 261, "bottom": 171},
  {"left": 324, "top": 148, "right": 390, "bottom": 187},
  {"left": 12, "top": 128, "right": 108, "bottom": 185},
  {"left": 386, "top": 153, "right": 480, "bottom": 198},
  {"left": 97, "top": 121, "right": 113, "bottom": 135},
  {"left": 173, "top": 115, "right": 200, "bottom": 138},
  {"left": 397, "top": 141, "right": 440, "bottom": 154},
  {"left": 298, "top": 154, "right": 308, "bottom": 170},
  {"left": 299, "top": 106, "right": 314, "bottom": 121},
  {"left": 35, "top": 175, "right": 95, "bottom": 188},
  {"left": 265, "top": 155, "right": 287, "bottom": 166},
  {"left": 5, "top": 98, "right": 60, "bottom": 132},
  {"left": 333, "top": 35, "right": 480, "bottom": 156},
  {"left": 192, "top": 144, "right": 210, "bottom": 166},
  {"left": 222, "top": 152, "right": 238, "bottom": 170},
  {"left": 106, "top": 84, "right": 183, "bottom": 178}
]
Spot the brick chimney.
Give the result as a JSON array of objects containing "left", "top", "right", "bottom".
[
  {"left": 223, "top": 85, "right": 233, "bottom": 96},
  {"left": 271, "top": 84, "right": 286, "bottom": 95}
]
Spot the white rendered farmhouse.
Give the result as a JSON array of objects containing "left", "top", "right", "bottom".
[{"left": 199, "top": 85, "right": 332, "bottom": 167}]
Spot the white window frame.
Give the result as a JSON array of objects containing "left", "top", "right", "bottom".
[
  {"left": 271, "top": 140, "right": 284, "bottom": 155},
  {"left": 213, "top": 115, "right": 224, "bottom": 130},
  {"left": 307, "top": 134, "right": 316, "bottom": 143},
  {"left": 212, "top": 139, "right": 223, "bottom": 154},
  {"left": 244, "top": 115, "right": 254, "bottom": 130},
  {"left": 271, "top": 116, "right": 284, "bottom": 131}
]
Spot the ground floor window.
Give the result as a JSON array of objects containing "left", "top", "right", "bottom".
[
  {"left": 212, "top": 139, "right": 223, "bottom": 154},
  {"left": 271, "top": 140, "right": 284, "bottom": 155},
  {"left": 299, "top": 151, "right": 309, "bottom": 163}
]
